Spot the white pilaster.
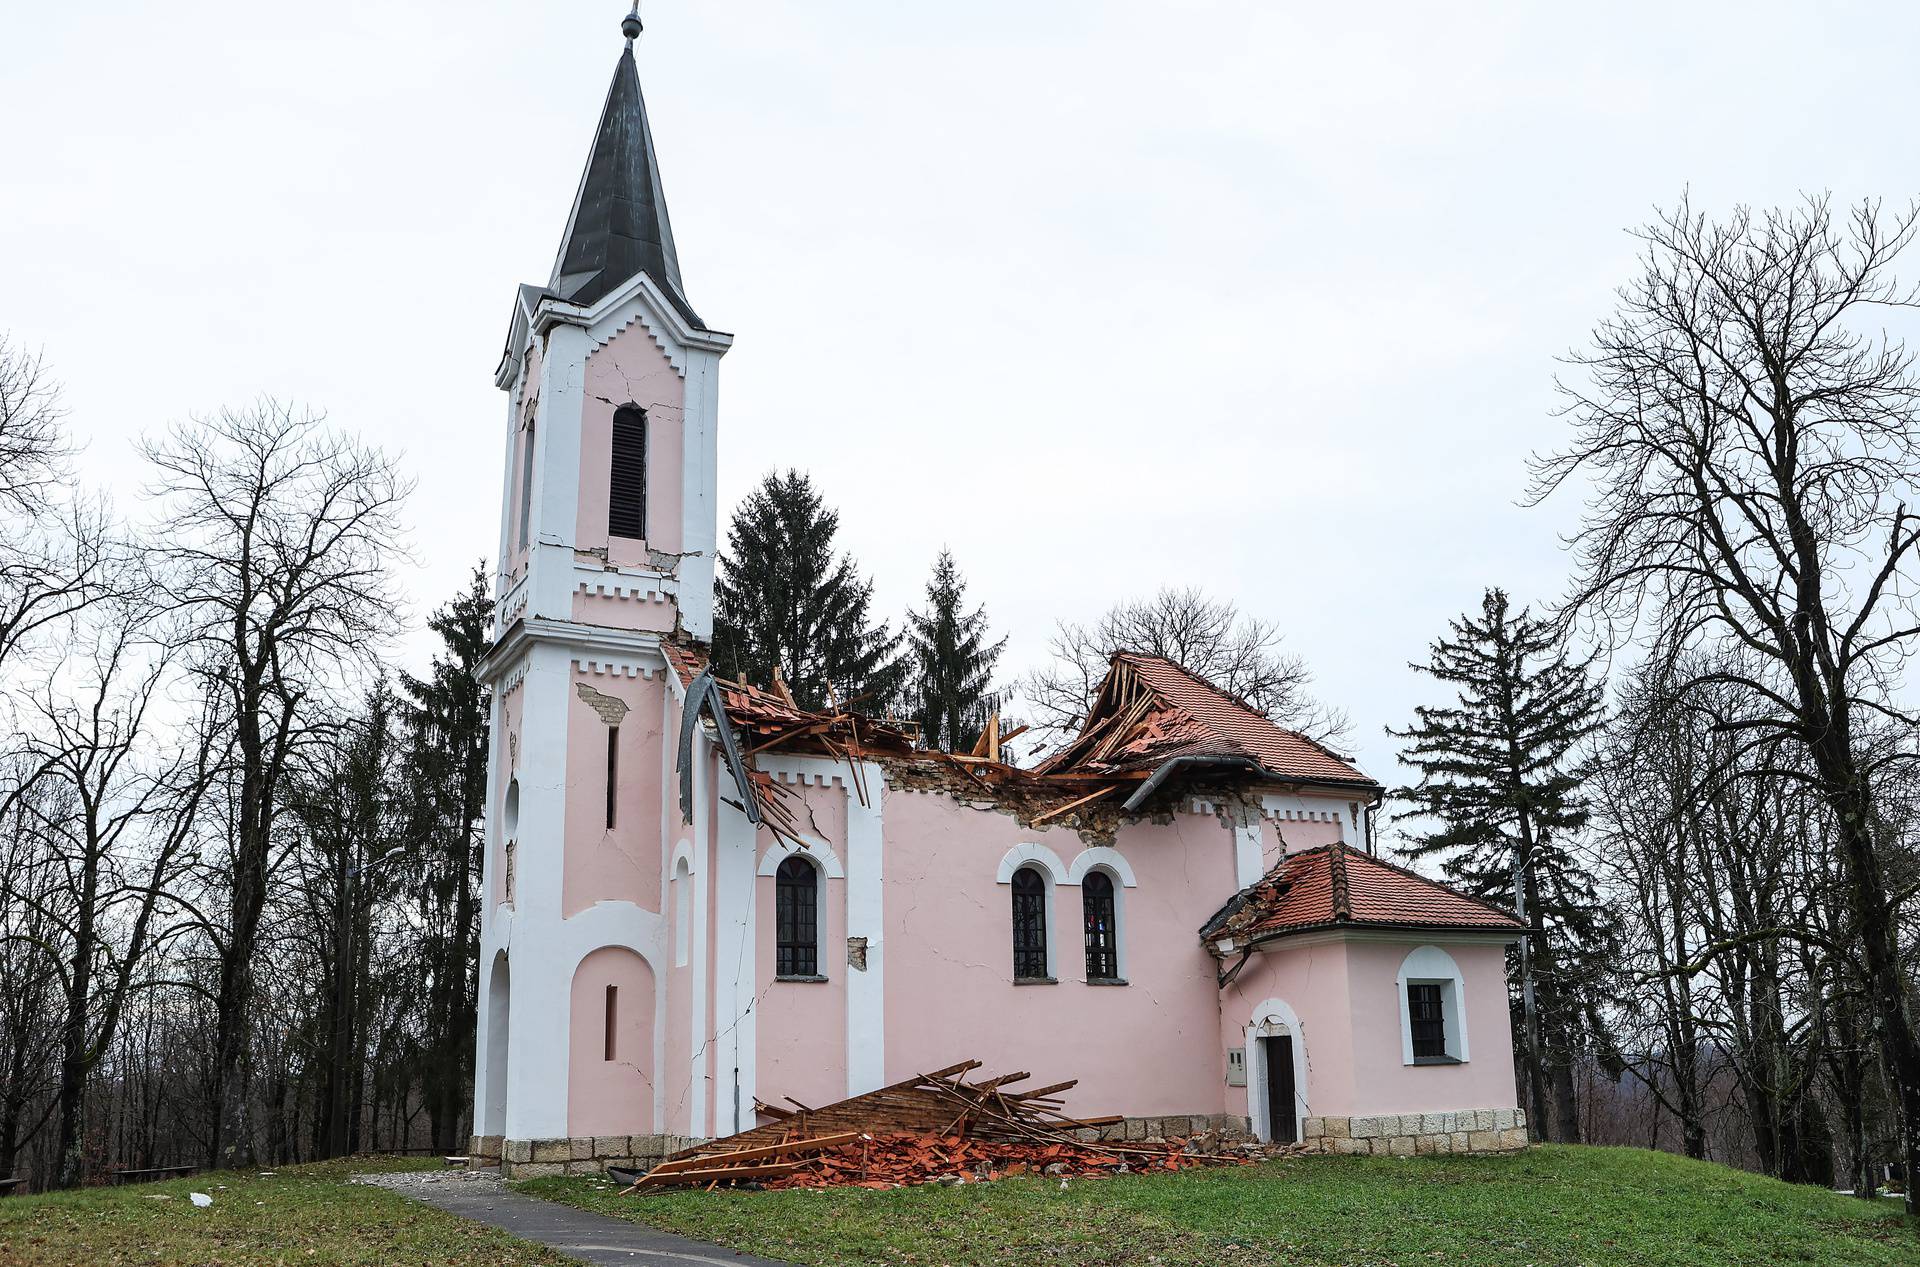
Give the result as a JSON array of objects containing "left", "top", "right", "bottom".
[
  {"left": 687, "top": 729, "right": 710, "bottom": 1137},
  {"left": 530, "top": 323, "right": 587, "bottom": 623},
  {"left": 714, "top": 798, "right": 757, "bottom": 1136},
  {"left": 1233, "top": 819, "right": 1265, "bottom": 889},
  {"left": 469, "top": 685, "right": 510, "bottom": 1133},
  {"left": 678, "top": 345, "right": 721, "bottom": 640},
  {"left": 844, "top": 763, "right": 886, "bottom": 1096},
  {"left": 501, "top": 641, "right": 573, "bottom": 1141}
]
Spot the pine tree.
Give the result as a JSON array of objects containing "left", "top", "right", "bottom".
[
  {"left": 395, "top": 563, "right": 492, "bottom": 1153},
  {"left": 904, "top": 549, "right": 1005, "bottom": 752},
  {"left": 712, "top": 470, "right": 900, "bottom": 712},
  {"left": 1387, "top": 587, "right": 1610, "bottom": 1144}
]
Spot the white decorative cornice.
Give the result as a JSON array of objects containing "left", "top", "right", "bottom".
[
  {"left": 478, "top": 616, "right": 667, "bottom": 685},
  {"left": 570, "top": 659, "right": 664, "bottom": 680},
  {"left": 529, "top": 270, "right": 732, "bottom": 377}
]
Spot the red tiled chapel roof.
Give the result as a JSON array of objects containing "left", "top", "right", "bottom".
[{"left": 1200, "top": 844, "right": 1525, "bottom": 947}]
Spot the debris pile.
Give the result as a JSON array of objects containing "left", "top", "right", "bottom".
[{"left": 622, "top": 1060, "right": 1271, "bottom": 1193}]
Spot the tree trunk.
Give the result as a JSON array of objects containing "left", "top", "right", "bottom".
[{"left": 52, "top": 837, "right": 100, "bottom": 1189}]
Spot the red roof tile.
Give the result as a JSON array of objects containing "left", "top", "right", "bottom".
[
  {"left": 1201, "top": 844, "right": 1524, "bottom": 945},
  {"left": 1116, "top": 654, "right": 1373, "bottom": 786},
  {"left": 1037, "top": 652, "right": 1374, "bottom": 789}
]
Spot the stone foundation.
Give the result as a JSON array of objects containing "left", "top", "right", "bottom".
[
  {"left": 469, "top": 1134, "right": 709, "bottom": 1179},
  {"left": 1083, "top": 1114, "right": 1252, "bottom": 1142},
  {"left": 469, "top": 1110, "right": 1520, "bottom": 1175},
  {"left": 1301, "top": 1108, "right": 1527, "bottom": 1156}
]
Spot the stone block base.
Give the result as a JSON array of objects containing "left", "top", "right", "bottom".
[
  {"left": 1084, "top": 1113, "right": 1253, "bottom": 1143},
  {"left": 475, "top": 1134, "right": 709, "bottom": 1179},
  {"left": 1301, "top": 1108, "right": 1527, "bottom": 1156}
]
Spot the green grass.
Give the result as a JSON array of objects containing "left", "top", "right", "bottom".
[
  {"left": 0, "top": 1155, "right": 571, "bottom": 1266},
  {"left": 523, "top": 1144, "right": 1918, "bottom": 1267}
]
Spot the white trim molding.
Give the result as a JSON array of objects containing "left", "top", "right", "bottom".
[
  {"left": 1397, "top": 944, "right": 1470, "bottom": 1065},
  {"left": 995, "top": 842, "right": 1068, "bottom": 886},
  {"left": 757, "top": 835, "right": 846, "bottom": 879},
  {"left": 1065, "top": 846, "right": 1138, "bottom": 887},
  {"left": 1245, "top": 996, "right": 1308, "bottom": 1145}
]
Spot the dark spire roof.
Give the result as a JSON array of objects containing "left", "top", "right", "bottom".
[{"left": 548, "top": 16, "right": 702, "bottom": 326}]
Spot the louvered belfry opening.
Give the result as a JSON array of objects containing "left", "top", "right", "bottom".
[{"left": 609, "top": 405, "right": 648, "bottom": 539}]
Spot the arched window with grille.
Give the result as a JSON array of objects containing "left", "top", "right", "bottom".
[
  {"left": 1011, "top": 866, "right": 1049, "bottom": 981},
  {"left": 1082, "top": 870, "right": 1119, "bottom": 981},
  {"left": 775, "top": 856, "right": 818, "bottom": 979}
]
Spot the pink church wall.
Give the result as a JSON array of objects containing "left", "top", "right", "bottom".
[
  {"left": 562, "top": 669, "right": 667, "bottom": 918},
  {"left": 578, "top": 322, "right": 686, "bottom": 561},
  {"left": 570, "top": 589, "right": 679, "bottom": 633},
  {"left": 1219, "top": 940, "right": 1360, "bottom": 1120},
  {"left": 1342, "top": 939, "right": 1518, "bottom": 1115},
  {"left": 754, "top": 814, "right": 849, "bottom": 1112},
  {"left": 567, "top": 946, "right": 656, "bottom": 1137},
  {"left": 878, "top": 792, "right": 1237, "bottom": 1120}
]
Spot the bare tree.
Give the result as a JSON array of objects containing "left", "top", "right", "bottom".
[
  {"left": 25, "top": 603, "right": 209, "bottom": 1187},
  {"left": 0, "top": 769, "right": 70, "bottom": 1182},
  {"left": 0, "top": 343, "right": 113, "bottom": 680},
  {"left": 141, "top": 402, "right": 409, "bottom": 1168},
  {"left": 1532, "top": 194, "right": 1920, "bottom": 1210},
  {"left": 1019, "top": 586, "right": 1347, "bottom": 751},
  {"left": 0, "top": 336, "right": 74, "bottom": 518}
]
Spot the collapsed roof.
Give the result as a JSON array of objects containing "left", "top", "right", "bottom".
[
  {"left": 1034, "top": 653, "right": 1376, "bottom": 805},
  {"left": 669, "top": 642, "right": 1378, "bottom": 844},
  {"left": 1199, "top": 843, "right": 1526, "bottom": 952}
]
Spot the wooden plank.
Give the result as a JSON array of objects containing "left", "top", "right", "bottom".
[
  {"left": 1030, "top": 785, "right": 1119, "bottom": 825},
  {"left": 646, "top": 1131, "right": 862, "bottom": 1176},
  {"left": 632, "top": 1160, "right": 804, "bottom": 1189}
]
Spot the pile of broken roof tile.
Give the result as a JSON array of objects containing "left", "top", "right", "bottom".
[{"left": 622, "top": 1060, "right": 1279, "bottom": 1193}]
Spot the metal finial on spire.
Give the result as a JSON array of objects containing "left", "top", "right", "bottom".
[{"left": 622, "top": 3, "right": 642, "bottom": 46}]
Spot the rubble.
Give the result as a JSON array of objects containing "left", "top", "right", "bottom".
[{"left": 621, "top": 1060, "right": 1293, "bottom": 1193}]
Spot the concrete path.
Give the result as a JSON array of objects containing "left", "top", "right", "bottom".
[{"left": 356, "top": 1170, "right": 794, "bottom": 1267}]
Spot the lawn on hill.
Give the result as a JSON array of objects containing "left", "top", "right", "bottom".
[
  {"left": 0, "top": 1156, "right": 570, "bottom": 1267},
  {"left": 523, "top": 1143, "right": 1917, "bottom": 1267}
]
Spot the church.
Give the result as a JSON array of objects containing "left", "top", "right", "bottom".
[{"left": 470, "top": 12, "right": 1530, "bottom": 1177}]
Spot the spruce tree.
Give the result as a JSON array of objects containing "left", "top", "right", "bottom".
[
  {"left": 712, "top": 470, "right": 900, "bottom": 712},
  {"left": 904, "top": 549, "right": 1006, "bottom": 752},
  {"left": 1387, "top": 587, "right": 1610, "bottom": 1144},
  {"left": 395, "top": 563, "right": 492, "bottom": 1152}
]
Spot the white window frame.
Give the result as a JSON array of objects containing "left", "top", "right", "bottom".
[
  {"left": 672, "top": 855, "right": 692, "bottom": 967},
  {"left": 1397, "top": 944, "right": 1469, "bottom": 1065},
  {"left": 766, "top": 848, "right": 831, "bottom": 982},
  {"left": 1245, "top": 997, "right": 1307, "bottom": 1144}
]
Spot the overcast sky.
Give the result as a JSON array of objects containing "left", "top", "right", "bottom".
[{"left": 6, "top": 1, "right": 1919, "bottom": 803}]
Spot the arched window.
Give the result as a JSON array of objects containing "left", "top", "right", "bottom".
[
  {"left": 517, "top": 419, "right": 536, "bottom": 550},
  {"left": 775, "top": 856, "right": 818, "bottom": 978},
  {"left": 608, "top": 405, "right": 647, "bottom": 539},
  {"left": 1011, "top": 866, "right": 1049, "bottom": 981},
  {"left": 1082, "top": 870, "right": 1119, "bottom": 981}
]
